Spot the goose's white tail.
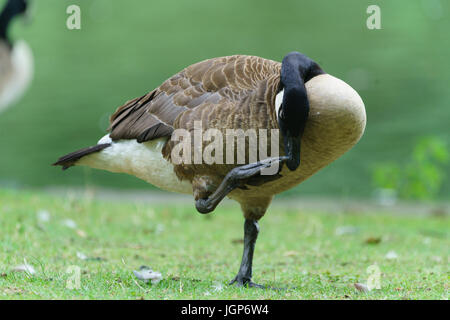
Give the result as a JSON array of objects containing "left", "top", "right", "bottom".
[{"left": 54, "top": 135, "right": 192, "bottom": 195}]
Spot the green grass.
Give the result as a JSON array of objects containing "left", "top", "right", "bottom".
[
  {"left": 0, "top": 189, "right": 448, "bottom": 299},
  {"left": 0, "top": 0, "right": 449, "bottom": 199}
]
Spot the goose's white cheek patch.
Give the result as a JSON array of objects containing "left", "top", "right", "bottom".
[{"left": 275, "top": 89, "right": 284, "bottom": 121}]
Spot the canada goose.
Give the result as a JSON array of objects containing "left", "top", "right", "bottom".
[
  {"left": 0, "top": 0, "right": 33, "bottom": 113},
  {"left": 54, "top": 52, "right": 366, "bottom": 288}
]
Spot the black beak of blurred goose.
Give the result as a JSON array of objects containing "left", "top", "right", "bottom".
[
  {"left": 54, "top": 52, "right": 366, "bottom": 288},
  {"left": 0, "top": 0, "right": 33, "bottom": 112}
]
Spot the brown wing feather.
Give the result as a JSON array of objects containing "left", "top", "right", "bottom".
[
  {"left": 160, "top": 56, "right": 282, "bottom": 185},
  {"left": 107, "top": 55, "right": 281, "bottom": 143},
  {"left": 108, "top": 90, "right": 174, "bottom": 141}
]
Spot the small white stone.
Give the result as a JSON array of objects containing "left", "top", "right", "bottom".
[
  {"left": 155, "top": 224, "right": 164, "bottom": 235},
  {"left": 335, "top": 226, "right": 359, "bottom": 236},
  {"left": 133, "top": 266, "right": 162, "bottom": 285},
  {"left": 62, "top": 219, "right": 77, "bottom": 229},
  {"left": 76, "top": 252, "right": 88, "bottom": 260},
  {"left": 385, "top": 250, "right": 398, "bottom": 260},
  {"left": 212, "top": 282, "right": 224, "bottom": 292},
  {"left": 13, "top": 264, "right": 36, "bottom": 275},
  {"left": 37, "top": 210, "right": 50, "bottom": 222}
]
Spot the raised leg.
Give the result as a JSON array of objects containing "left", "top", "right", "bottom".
[
  {"left": 195, "top": 156, "right": 287, "bottom": 214},
  {"left": 229, "top": 219, "right": 264, "bottom": 288}
]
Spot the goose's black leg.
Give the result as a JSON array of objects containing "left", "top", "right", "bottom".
[
  {"left": 229, "top": 219, "right": 263, "bottom": 288},
  {"left": 195, "top": 156, "right": 288, "bottom": 214}
]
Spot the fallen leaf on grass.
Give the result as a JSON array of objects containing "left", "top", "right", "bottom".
[
  {"left": 3, "top": 287, "right": 25, "bottom": 295},
  {"left": 76, "top": 229, "right": 87, "bottom": 238},
  {"left": 283, "top": 251, "right": 299, "bottom": 257},
  {"left": 354, "top": 283, "right": 369, "bottom": 293},
  {"left": 231, "top": 238, "right": 244, "bottom": 244},
  {"left": 365, "top": 236, "right": 381, "bottom": 244},
  {"left": 133, "top": 266, "right": 162, "bottom": 284}
]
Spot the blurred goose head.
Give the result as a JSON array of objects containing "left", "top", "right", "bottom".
[{"left": 0, "top": 0, "right": 33, "bottom": 113}]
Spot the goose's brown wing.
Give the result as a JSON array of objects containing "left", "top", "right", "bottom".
[{"left": 108, "top": 55, "right": 281, "bottom": 142}]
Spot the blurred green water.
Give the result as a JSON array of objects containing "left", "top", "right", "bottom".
[{"left": 0, "top": 0, "right": 448, "bottom": 199}]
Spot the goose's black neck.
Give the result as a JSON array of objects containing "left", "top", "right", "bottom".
[
  {"left": 278, "top": 51, "right": 325, "bottom": 171},
  {"left": 0, "top": 0, "right": 27, "bottom": 45}
]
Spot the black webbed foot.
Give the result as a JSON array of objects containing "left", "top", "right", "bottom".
[
  {"left": 229, "top": 276, "right": 287, "bottom": 291},
  {"left": 229, "top": 276, "right": 265, "bottom": 289}
]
